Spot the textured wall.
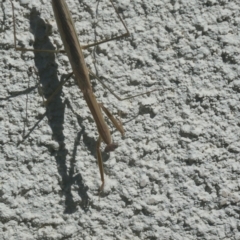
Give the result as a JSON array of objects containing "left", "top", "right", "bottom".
[{"left": 0, "top": 0, "right": 240, "bottom": 239}]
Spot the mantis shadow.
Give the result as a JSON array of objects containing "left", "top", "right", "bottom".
[{"left": 28, "top": 7, "right": 90, "bottom": 213}]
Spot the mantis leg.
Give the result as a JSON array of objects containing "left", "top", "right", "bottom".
[
  {"left": 10, "top": 0, "right": 129, "bottom": 53},
  {"left": 96, "top": 136, "right": 105, "bottom": 194}
]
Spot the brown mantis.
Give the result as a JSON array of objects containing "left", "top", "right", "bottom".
[{"left": 10, "top": 0, "right": 159, "bottom": 193}]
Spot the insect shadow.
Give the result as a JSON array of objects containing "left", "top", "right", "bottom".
[{"left": 28, "top": 7, "right": 91, "bottom": 213}]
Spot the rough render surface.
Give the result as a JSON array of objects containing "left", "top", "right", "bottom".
[{"left": 1, "top": 0, "right": 240, "bottom": 239}]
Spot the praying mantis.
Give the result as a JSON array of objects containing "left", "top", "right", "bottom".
[{"left": 9, "top": 0, "right": 159, "bottom": 193}]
